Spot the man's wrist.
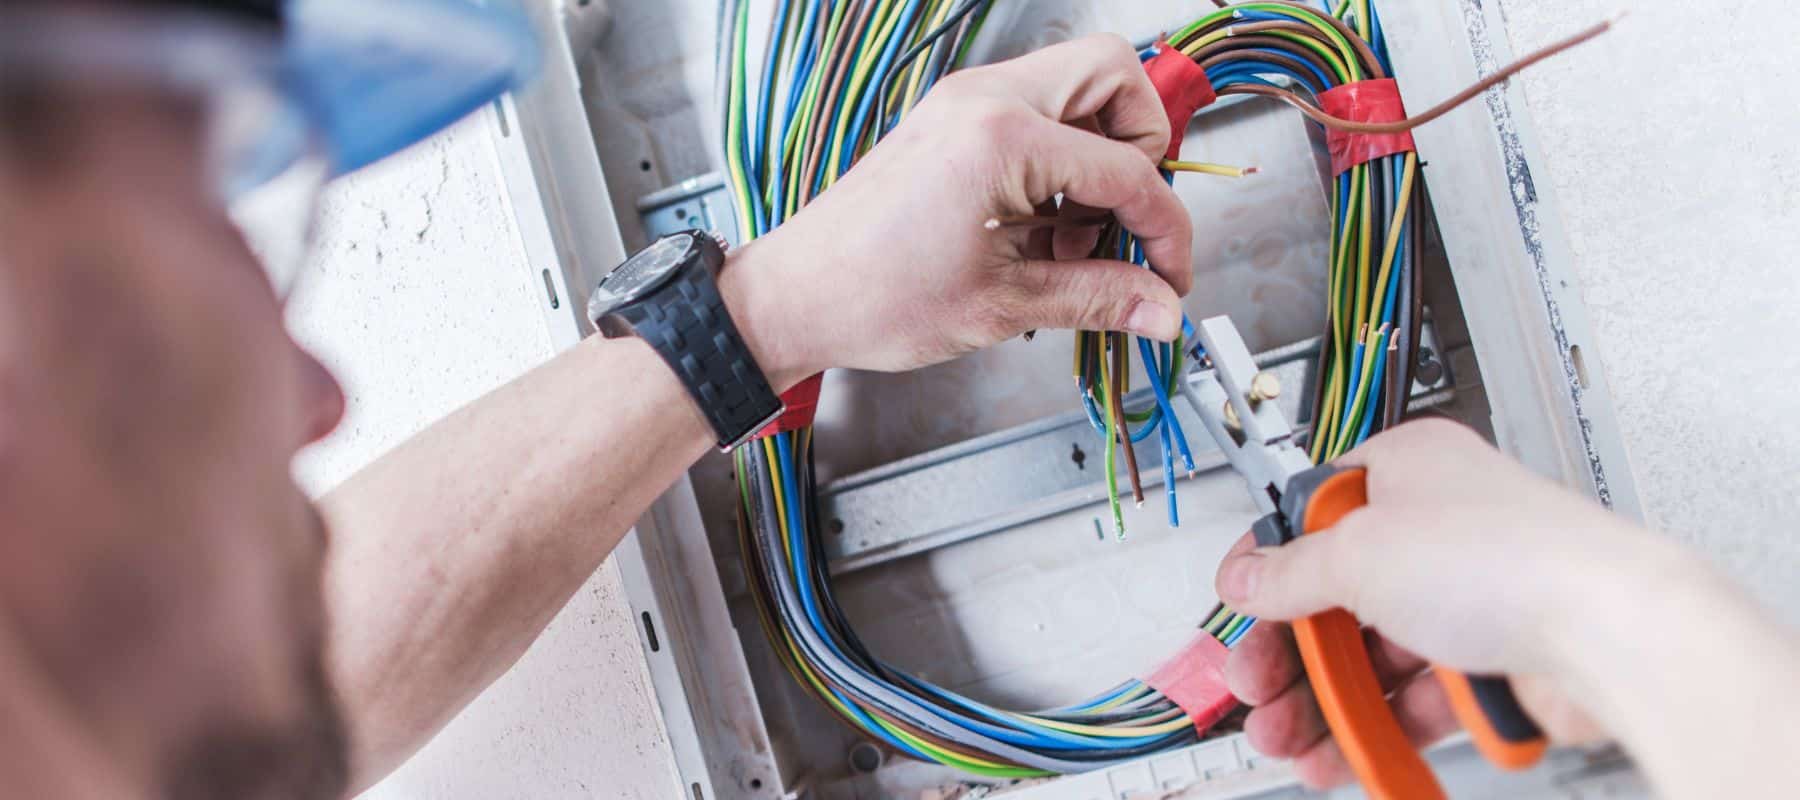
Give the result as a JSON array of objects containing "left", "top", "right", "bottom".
[
  {"left": 716, "top": 235, "right": 815, "bottom": 394},
  {"left": 1540, "top": 523, "right": 1697, "bottom": 687}
]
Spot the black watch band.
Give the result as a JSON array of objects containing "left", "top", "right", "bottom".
[{"left": 591, "top": 233, "right": 783, "bottom": 450}]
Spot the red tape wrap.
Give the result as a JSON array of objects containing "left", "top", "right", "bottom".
[
  {"left": 1143, "top": 46, "right": 1217, "bottom": 160},
  {"left": 756, "top": 373, "right": 823, "bottom": 438},
  {"left": 1317, "top": 78, "right": 1416, "bottom": 175},
  {"left": 1141, "top": 632, "right": 1237, "bottom": 733}
]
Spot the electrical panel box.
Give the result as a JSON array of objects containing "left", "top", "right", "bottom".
[{"left": 489, "top": 1, "right": 1645, "bottom": 797}]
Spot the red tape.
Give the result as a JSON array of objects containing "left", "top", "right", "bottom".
[
  {"left": 1317, "top": 78, "right": 1416, "bottom": 175},
  {"left": 1141, "top": 632, "right": 1237, "bottom": 733},
  {"left": 756, "top": 373, "right": 822, "bottom": 439},
  {"left": 1143, "top": 46, "right": 1217, "bottom": 160}
]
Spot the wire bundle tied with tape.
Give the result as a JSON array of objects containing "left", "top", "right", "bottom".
[
  {"left": 1318, "top": 78, "right": 1415, "bottom": 175},
  {"left": 725, "top": 0, "right": 1618, "bottom": 779}
]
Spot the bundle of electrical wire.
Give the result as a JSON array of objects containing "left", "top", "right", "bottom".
[
  {"left": 720, "top": 0, "right": 1220, "bottom": 777},
  {"left": 1078, "top": 0, "right": 1420, "bottom": 545},
  {"left": 1166, "top": 0, "right": 1424, "bottom": 644},
  {"left": 722, "top": 0, "right": 1612, "bottom": 777}
]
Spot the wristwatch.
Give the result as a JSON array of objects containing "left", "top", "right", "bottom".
[{"left": 587, "top": 230, "right": 783, "bottom": 451}]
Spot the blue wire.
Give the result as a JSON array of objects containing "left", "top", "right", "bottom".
[
  {"left": 1335, "top": 339, "right": 1367, "bottom": 447},
  {"left": 1207, "top": 51, "right": 1329, "bottom": 93},
  {"left": 779, "top": 0, "right": 823, "bottom": 126},
  {"left": 767, "top": 0, "right": 825, "bottom": 227},
  {"left": 1352, "top": 328, "right": 1389, "bottom": 446},
  {"left": 749, "top": 0, "right": 791, "bottom": 194},
  {"left": 838, "top": 0, "right": 925, "bottom": 174},
  {"left": 1135, "top": 337, "right": 1194, "bottom": 463},
  {"left": 1377, "top": 154, "right": 1409, "bottom": 327},
  {"left": 1048, "top": 680, "right": 1141, "bottom": 714},
  {"left": 1369, "top": 0, "right": 1393, "bottom": 74},
  {"left": 1159, "top": 412, "right": 1178, "bottom": 527},
  {"left": 1335, "top": 171, "right": 1353, "bottom": 240},
  {"left": 1123, "top": 189, "right": 1196, "bottom": 472},
  {"left": 1224, "top": 618, "right": 1257, "bottom": 647}
]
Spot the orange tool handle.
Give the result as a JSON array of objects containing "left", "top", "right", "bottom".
[
  {"left": 1284, "top": 466, "right": 1548, "bottom": 800},
  {"left": 1435, "top": 669, "right": 1548, "bottom": 770},
  {"left": 1287, "top": 466, "right": 1445, "bottom": 800}
]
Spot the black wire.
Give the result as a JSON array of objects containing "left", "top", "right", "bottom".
[{"left": 873, "top": 0, "right": 991, "bottom": 140}]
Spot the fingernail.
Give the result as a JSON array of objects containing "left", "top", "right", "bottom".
[
  {"left": 1217, "top": 553, "right": 1263, "bottom": 604},
  {"left": 1125, "top": 300, "right": 1177, "bottom": 340}
]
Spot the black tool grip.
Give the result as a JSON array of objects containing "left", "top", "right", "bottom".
[{"left": 1436, "top": 668, "right": 1548, "bottom": 769}]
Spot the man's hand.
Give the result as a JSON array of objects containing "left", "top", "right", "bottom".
[
  {"left": 719, "top": 34, "right": 1193, "bottom": 388},
  {"left": 1212, "top": 418, "right": 1648, "bottom": 787}
]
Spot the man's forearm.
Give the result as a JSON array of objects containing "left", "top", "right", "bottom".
[
  {"left": 318, "top": 333, "right": 713, "bottom": 792},
  {"left": 317, "top": 239, "right": 808, "bottom": 792},
  {"left": 1552, "top": 542, "right": 1800, "bottom": 797}
]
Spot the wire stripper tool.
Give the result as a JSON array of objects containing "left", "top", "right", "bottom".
[{"left": 1180, "top": 315, "right": 1548, "bottom": 799}]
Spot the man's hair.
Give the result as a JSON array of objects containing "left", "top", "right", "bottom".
[
  {"left": 2, "top": 0, "right": 261, "bottom": 171},
  {"left": 14, "top": 1, "right": 283, "bottom": 26}
]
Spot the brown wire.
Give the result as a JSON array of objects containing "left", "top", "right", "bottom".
[
  {"left": 797, "top": 0, "right": 876, "bottom": 204},
  {"left": 1211, "top": 18, "right": 1386, "bottom": 80},
  {"left": 1192, "top": 33, "right": 1340, "bottom": 87},
  {"left": 1169, "top": 0, "right": 1386, "bottom": 79},
  {"left": 1218, "top": 16, "right": 1617, "bottom": 134},
  {"left": 1107, "top": 334, "right": 1146, "bottom": 507}
]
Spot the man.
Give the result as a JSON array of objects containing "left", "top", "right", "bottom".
[{"left": 0, "top": 2, "right": 1794, "bottom": 799}]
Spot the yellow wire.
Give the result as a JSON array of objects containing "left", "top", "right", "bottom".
[
  {"left": 1364, "top": 152, "right": 1419, "bottom": 323},
  {"left": 823, "top": 0, "right": 905, "bottom": 190},
  {"left": 1161, "top": 159, "right": 1257, "bottom": 178},
  {"left": 1013, "top": 712, "right": 1195, "bottom": 738},
  {"left": 1326, "top": 324, "right": 1388, "bottom": 457},
  {"left": 899, "top": 0, "right": 953, "bottom": 116},
  {"left": 763, "top": 437, "right": 792, "bottom": 554},
  {"left": 1310, "top": 356, "right": 1345, "bottom": 462}
]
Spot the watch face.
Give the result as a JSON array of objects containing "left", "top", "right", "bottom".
[{"left": 591, "top": 233, "right": 694, "bottom": 315}]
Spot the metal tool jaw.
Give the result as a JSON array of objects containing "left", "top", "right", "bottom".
[{"left": 1180, "top": 316, "right": 1314, "bottom": 516}]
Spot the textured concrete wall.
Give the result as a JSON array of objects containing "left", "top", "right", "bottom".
[
  {"left": 1496, "top": 0, "right": 1800, "bottom": 622},
  {"left": 289, "top": 1, "right": 1800, "bottom": 797},
  {"left": 288, "top": 115, "right": 678, "bottom": 799}
]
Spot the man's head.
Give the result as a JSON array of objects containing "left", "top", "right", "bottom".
[{"left": 0, "top": 3, "right": 350, "bottom": 797}]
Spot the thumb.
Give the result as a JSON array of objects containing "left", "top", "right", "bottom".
[
  {"left": 1008, "top": 257, "right": 1183, "bottom": 340},
  {"left": 1215, "top": 529, "right": 1365, "bottom": 621}
]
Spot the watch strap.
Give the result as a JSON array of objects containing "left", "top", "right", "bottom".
[{"left": 603, "top": 258, "right": 783, "bottom": 451}]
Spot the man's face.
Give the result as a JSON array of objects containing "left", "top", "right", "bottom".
[{"left": 0, "top": 84, "right": 349, "bottom": 798}]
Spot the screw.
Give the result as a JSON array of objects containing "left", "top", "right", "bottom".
[
  {"left": 1248, "top": 371, "right": 1281, "bottom": 405},
  {"left": 1414, "top": 347, "right": 1444, "bottom": 386},
  {"left": 849, "top": 742, "right": 883, "bottom": 774}
]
